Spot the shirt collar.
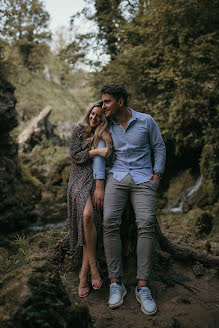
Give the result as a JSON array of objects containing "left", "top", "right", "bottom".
[
  {"left": 110, "top": 107, "right": 137, "bottom": 125},
  {"left": 129, "top": 108, "right": 137, "bottom": 121}
]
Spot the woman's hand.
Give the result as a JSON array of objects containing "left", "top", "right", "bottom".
[
  {"left": 89, "top": 146, "right": 112, "bottom": 158},
  {"left": 97, "top": 146, "right": 112, "bottom": 158}
]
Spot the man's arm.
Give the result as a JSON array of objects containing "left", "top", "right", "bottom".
[
  {"left": 92, "top": 139, "right": 106, "bottom": 210},
  {"left": 93, "top": 179, "right": 105, "bottom": 211},
  {"left": 148, "top": 116, "right": 166, "bottom": 183}
]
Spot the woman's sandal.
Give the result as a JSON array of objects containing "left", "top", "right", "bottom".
[
  {"left": 92, "top": 278, "right": 102, "bottom": 290},
  {"left": 78, "top": 271, "right": 89, "bottom": 297},
  {"left": 90, "top": 261, "right": 102, "bottom": 290},
  {"left": 78, "top": 286, "right": 90, "bottom": 298}
]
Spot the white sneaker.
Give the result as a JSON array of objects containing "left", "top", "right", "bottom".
[
  {"left": 108, "top": 282, "right": 127, "bottom": 308},
  {"left": 135, "top": 286, "right": 157, "bottom": 315}
]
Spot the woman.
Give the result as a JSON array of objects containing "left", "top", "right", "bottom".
[{"left": 67, "top": 100, "right": 112, "bottom": 298}]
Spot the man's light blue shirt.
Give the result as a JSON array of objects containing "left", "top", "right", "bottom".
[
  {"left": 93, "top": 108, "right": 166, "bottom": 184},
  {"left": 93, "top": 139, "right": 106, "bottom": 179}
]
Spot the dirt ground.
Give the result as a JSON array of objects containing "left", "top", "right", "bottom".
[
  {"left": 60, "top": 252, "right": 219, "bottom": 328},
  {"left": 56, "top": 208, "right": 219, "bottom": 328}
]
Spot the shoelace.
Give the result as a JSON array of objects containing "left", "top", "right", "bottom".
[
  {"left": 139, "top": 288, "right": 153, "bottom": 301},
  {"left": 110, "top": 284, "right": 120, "bottom": 295}
]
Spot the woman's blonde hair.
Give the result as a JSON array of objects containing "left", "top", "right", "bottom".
[{"left": 81, "top": 100, "right": 108, "bottom": 149}]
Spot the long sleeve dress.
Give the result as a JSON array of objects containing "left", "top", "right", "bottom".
[{"left": 67, "top": 124, "right": 105, "bottom": 250}]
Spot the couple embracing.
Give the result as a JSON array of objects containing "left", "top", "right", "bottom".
[{"left": 67, "top": 84, "right": 166, "bottom": 315}]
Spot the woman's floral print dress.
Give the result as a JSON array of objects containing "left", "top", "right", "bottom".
[{"left": 67, "top": 124, "right": 102, "bottom": 250}]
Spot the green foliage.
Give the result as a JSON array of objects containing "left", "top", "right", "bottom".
[
  {"left": 0, "top": 40, "right": 22, "bottom": 79},
  {"left": 17, "top": 276, "right": 68, "bottom": 328},
  {"left": 0, "top": 234, "right": 31, "bottom": 273},
  {"left": 70, "top": 0, "right": 126, "bottom": 65},
  {"left": 58, "top": 40, "right": 85, "bottom": 69},
  {"left": 0, "top": 39, "right": 10, "bottom": 78},
  {"left": 8, "top": 52, "right": 93, "bottom": 125},
  {"left": 89, "top": 0, "right": 218, "bottom": 157},
  {"left": 0, "top": 0, "right": 51, "bottom": 67},
  {"left": 51, "top": 25, "right": 86, "bottom": 70},
  {"left": 0, "top": 0, "right": 51, "bottom": 42},
  {"left": 76, "top": 0, "right": 219, "bottom": 226},
  {"left": 94, "top": 0, "right": 124, "bottom": 58},
  {"left": 0, "top": 229, "right": 67, "bottom": 274},
  {"left": 12, "top": 234, "right": 31, "bottom": 253}
]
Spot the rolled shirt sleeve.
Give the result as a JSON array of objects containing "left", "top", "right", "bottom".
[
  {"left": 93, "top": 139, "right": 106, "bottom": 179},
  {"left": 148, "top": 116, "right": 166, "bottom": 173}
]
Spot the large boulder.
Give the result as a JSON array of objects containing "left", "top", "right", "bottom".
[{"left": 0, "top": 78, "right": 41, "bottom": 232}]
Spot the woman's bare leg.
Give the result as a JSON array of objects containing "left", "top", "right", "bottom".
[
  {"left": 79, "top": 246, "right": 89, "bottom": 288},
  {"left": 83, "top": 195, "right": 101, "bottom": 284}
]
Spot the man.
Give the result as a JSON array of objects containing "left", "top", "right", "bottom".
[{"left": 94, "top": 84, "right": 166, "bottom": 315}]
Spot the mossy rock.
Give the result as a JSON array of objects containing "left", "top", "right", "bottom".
[
  {"left": 0, "top": 156, "right": 19, "bottom": 188},
  {"left": 0, "top": 172, "right": 41, "bottom": 231},
  {"left": 0, "top": 233, "right": 92, "bottom": 328},
  {"left": 186, "top": 208, "right": 213, "bottom": 237},
  {"left": 47, "top": 157, "right": 71, "bottom": 187},
  {"left": 45, "top": 157, "right": 71, "bottom": 203},
  {"left": 196, "top": 133, "right": 219, "bottom": 207},
  {"left": 0, "top": 79, "right": 18, "bottom": 133},
  {"left": 0, "top": 263, "right": 92, "bottom": 328}
]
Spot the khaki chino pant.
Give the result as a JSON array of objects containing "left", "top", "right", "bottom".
[{"left": 103, "top": 173, "right": 157, "bottom": 281}]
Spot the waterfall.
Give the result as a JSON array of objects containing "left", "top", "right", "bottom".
[
  {"left": 168, "top": 175, "right": 202, "bottom": 213},
  {"left": 187, "top": 175, "right": 202, "bottom": 197}
]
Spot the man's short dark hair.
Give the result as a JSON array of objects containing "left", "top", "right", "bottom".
[{"left": 100, "top": 84, "right": 128, "bottom": 106}]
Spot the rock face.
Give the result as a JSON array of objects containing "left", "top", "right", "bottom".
[
  {"left": 0, "top": 232, "right": 92, "bottom": 328},
  {"left": 0, "top": 80, "right": 18, "bottom": 132},
  {"left": 0, "top": 78, "right": 41, "bottom": 232}
]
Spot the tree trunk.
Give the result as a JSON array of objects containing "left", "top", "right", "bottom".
[{"left": 120, "top": 199, "right": 219, "bottom": 269}]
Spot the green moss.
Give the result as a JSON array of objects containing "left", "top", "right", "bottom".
[
  {"left": 30, "top": 137, "right": 69, "bottom": 167},
  {"left": 0, "top": 230, "right": 91, "bottom": 328},
  {"left": 20, "top": 162, "right": 42, "bottom": 188},
  {"left": 15, "top": 271, "right": 70, "bottom": 328},
  {"left": 0, "top": 156, "right": 17, "bottom": 187},
  {"left": 198, "top": 137, "right": 219, "bottom": 207}
]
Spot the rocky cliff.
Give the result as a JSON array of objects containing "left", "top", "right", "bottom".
[{"left": 0, "top": 79, "right": 41, "bottom": 232}]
